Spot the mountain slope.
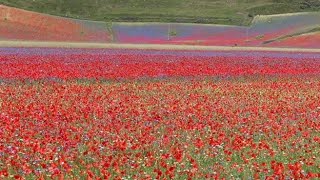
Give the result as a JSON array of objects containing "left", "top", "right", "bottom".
[
  {"left": 1, "top": 4, "right": 320, "bottom": 48},
  {"left": 0, "top": 0, "right": 319, "bottom": 25}
]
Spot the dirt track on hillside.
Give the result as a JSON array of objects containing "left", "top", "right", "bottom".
[{"left": 1, "top": 41, "right": 320, "bottom": 53}]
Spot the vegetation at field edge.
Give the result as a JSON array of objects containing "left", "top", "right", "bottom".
[{"left": 0, "top": 0, "right": 319, "bottom": 25}]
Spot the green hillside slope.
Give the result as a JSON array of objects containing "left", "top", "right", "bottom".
[{"left": 1, "top": 0, "right": 319, "bottom": 25}]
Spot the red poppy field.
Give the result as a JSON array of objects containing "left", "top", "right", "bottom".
[{"left": 0, "top": 48, "right": 319, "bottom": 179}]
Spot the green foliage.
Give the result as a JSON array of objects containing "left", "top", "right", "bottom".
[
  {"left": 248, "top": 0, "right": 320, "bottom": 16},
  {"left": 0, "top": 0, "right": 319, "bottom": 25},
  {"left": 169, "top": 30, "right": 177, "bottom": 37}
]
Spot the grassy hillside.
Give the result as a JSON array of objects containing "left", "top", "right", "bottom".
[{"left": 1, "top": 0, "right": 319, "bottom": 25}]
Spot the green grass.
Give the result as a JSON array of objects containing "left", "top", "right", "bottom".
[{"left": 0, "top": 0, "right": 319, "bottom": 25}]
